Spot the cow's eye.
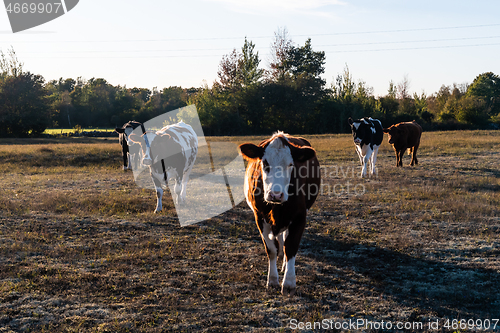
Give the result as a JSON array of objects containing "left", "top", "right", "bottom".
[
  {"left": 288, "top": 163, "right": 293, "bottom": 168},
  {"left": 262, "top": 160, "right": 270, "bottom": 173}
]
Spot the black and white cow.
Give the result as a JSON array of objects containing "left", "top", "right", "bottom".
[
  {"left": 128, "top": 121, "right": 198, "bottom": 212},
  {"left": 115, "top": 121, "right": 142, "bottom": 170},
  {"left": 348, "top": 117, "right": 383, "bottom": 177}
]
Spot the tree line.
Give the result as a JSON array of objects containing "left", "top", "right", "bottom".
[{"left": 1, "top": 30, "right": 499, "bottom": 137}]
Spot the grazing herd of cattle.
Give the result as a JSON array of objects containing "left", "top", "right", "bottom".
[{"left": 115, "top": 117, "right": 422, "bottom": 296}]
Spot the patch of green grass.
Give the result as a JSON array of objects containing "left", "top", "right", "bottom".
[{"left": 43, "top": 128, "right": 116, "bottom": 135}]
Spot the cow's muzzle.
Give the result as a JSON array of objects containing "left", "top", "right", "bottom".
[{"left": 265, "top": 191, "right": 285, "bottom": 204}]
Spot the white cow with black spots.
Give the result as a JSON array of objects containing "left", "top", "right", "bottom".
[
  {"left": 129, "top": 121, "right": 198, "bottom": 212},
  {"left": 348, "top": 117, "right": 383, "bottom": 178}
]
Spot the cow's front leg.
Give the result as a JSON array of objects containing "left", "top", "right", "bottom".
[
  {"left": 360, "top": 154, "right": 369, "bottom": 178},
  {"left": 179, "top": 172, "right": 191, "bottom": 205},
  {"left": 262, "top": 222, "right": 279, "bottom": 288},
  {"left": 396, "top": 150, "right": 403, "bottom": 167},
  {"left": 355, "top": 145, "right": 363, "bottom": 165},
  {"left": 151, "top": 174, "right": 163, "bottom": 213},
  {"left": 126, "top": 154, "right": 132, "bottom": 170},
  {"left": 282, "top": 216, "right": 305, "bottom": 296},
  {"left": 122, "top": 153, "right": 129, "bottom": 171},
  {"left": 360, "top": 146, "right": 373, "bottom": 178},
  {"left": 278, "top": 229, "right": 288, "bottom": 273},
  {"left": 282, "top": 255, "right": 296, "bottom": 296}
]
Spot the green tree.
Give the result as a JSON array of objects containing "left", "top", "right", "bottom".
[
  {"left": 0, "top": 72, "right": 51, "bottom": 136},
  {"left": 466, "top": 72, "right": 500, "bottom": 122},
  {"left": 456, "top": 96, "right": 489, "bottom": 125},
  {"left": 378, "top": 81, "right": 399, "bottom": 122},
  {"left": 265, "top": 38, "right": 326, "bottom": 133},
  {"left": 239, "top": 37, "right": 264, "bottom": 87}
]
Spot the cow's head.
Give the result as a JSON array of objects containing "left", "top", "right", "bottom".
[
  {"left": 239, "top": 134, "right": 316, "bottom": 204},
  {"left": 383, "top": 125, "right": 403, "bottom": 145},
  {"left": 115, "top": 121, "right": 141, "bottom": 145},
  {"left": 348, "top": 117, "right": 375, "bottom": 145},
  {"left": 128, "top": 131, "right": 179, "bottom": 167}
]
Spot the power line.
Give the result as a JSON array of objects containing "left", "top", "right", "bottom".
[
  {"left": 319, "top": 35, "right": 500, "bottom": 47},
  {"left": 3, "top": 23, "right": 500, "bottom": 44},
  {"left": 16, "top": 35, "right": 500, "bottom": 55},
  {"left": 20, "top": 42, "right": 500, "bottom": 59},
  {"left": 326, "top": 42, "right": 500, "bottom": 54},
  {"left": 295, "top": 23, "right": 500, "bottom": 38}
]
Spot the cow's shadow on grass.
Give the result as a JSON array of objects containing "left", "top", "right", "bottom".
[{"left": 298, "top": 231, "right": 500, "bottom": 319}]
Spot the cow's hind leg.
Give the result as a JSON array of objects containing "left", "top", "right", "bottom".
[
  {"left": 411, "top": 144, "right": 419, "bottom": 166},
  {"left": 370, "top": 146, "right": 379, "bottom": 176}
]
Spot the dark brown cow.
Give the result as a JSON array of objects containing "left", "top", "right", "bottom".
[
  {"left": 383, "top": 121, "right": 423, "bottom": 167},
  {"left": 239, "top": 132, "right": 321, "bottom": 296}
]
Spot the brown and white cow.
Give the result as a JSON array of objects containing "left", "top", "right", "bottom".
[
  {"left": 383, "top": 121, "right": 422, "bottom": 167},
  {"left": 239, "top": 132, "right": 321, "bottom": 296},
  {"left": 129, "top": 121, "right": 198, "bottom": 212}
]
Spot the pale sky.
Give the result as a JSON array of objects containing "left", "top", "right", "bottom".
[{"left": 1, "top": 0, "right": 499, "bottom": 97}]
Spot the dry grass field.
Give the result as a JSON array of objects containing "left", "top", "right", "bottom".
[{"left": 0, "top": 131, "right": 499, "bottom": 332}]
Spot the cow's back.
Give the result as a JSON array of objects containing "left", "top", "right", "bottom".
[
  {"left": 161, "top": 122, "right": 198, "bottom": 171},
  {"left": 403, "top": 121, "right": 422, "bottom": 147},
  {"left": 287, "top": 136, "right": 321, "bottom": 210}
]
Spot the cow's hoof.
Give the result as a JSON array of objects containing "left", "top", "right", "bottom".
[
  {"left": 266, "top": 281, "right": 280, "bottom": 289},
  {"left": 281, "top": 286, "right": 296, "bottom": 296},
  {"left": 154, "top": 210, "right": 162, "bottom": 214}
]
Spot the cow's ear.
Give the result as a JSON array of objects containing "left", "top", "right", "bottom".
[
  {"left": 128, "top": 133, "right": 141, "bottom": 143},
  {"left": 291, "top": 146, "right": 316, "bottom": 163},
  {"left": 383, "top": 128, "right": 390, "bottom": 133},
  {"left": 239, "top": 143, "right": 264, "bottom": 160},
  {"left": 348, "top": 117, "right": 353, "bottom": 125},
  {"left": 115, "top": 128, "right": 125, "bottom": 133}
]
